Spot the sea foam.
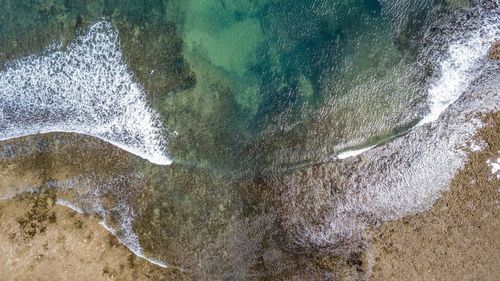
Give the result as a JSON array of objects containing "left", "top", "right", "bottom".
[
  {"left": 281, "top": 4, "right": 500, "bottom": 251},
  {"left": 55, "top": 174, "right": 172, "bottom": 269},
  {"left": 336, "top": 7, "right": 500, "bottom": 159},
  {"left": 0, "top": 21, "right": 171, "bottom": 165},
  {"left": 418, "top": 11, "right": 500, "bottom": 125}
]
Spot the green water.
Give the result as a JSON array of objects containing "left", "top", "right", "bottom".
[
  {"left": 0, "top": 0, "right": 462, "bottom": 279},
  {"left": 0, "top": 0, "right": 441, "bottom": 173}
]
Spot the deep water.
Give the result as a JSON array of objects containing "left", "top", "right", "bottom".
[{"left": 0, "top": 0, "right": 488, "bottom": 279}]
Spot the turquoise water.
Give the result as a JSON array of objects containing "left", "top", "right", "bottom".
[
  {"left": 164, "top": 0, "right": 438, "bottom": 174},
  {"left": 0, "top": 0, "right": 471, "bottom": 279},
  {"left": 0, "top": 0, "right": 441, "bottom": 173}
]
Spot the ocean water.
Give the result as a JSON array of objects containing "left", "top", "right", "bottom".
[
  {"left": 0, "top": 0, "right": 438, "bottom": 171},
  {"left": 0, "top": 0, "right": 497, "bottom": 279},
  {"left": 0, "top": 21, "right": 170, "bottom": 165}
]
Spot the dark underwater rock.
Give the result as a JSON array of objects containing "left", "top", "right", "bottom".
[{"left": 257, "top": 59, "right": 499, "bottom": 255}]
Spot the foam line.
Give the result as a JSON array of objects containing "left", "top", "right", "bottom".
[
  {"left": 418, "top": 13, "right": 500, "bottom": 125},
  {"left": 337, "top": 10, "right": 499, "bottom": 159},
  {"left": 56, "top": 199, "right": 86, "bottom": 214},
  {"left": 0, "top": 21, "right": 171, "bottom": 165},
  {"left": 57, "top": 198, "right": 173, "bottom": 269},
  {"left": 336, "top": 145, "right": 376, "bottom": 160},
  {"left": 98, "top": 221, "right": 170, "bottom": 269}
]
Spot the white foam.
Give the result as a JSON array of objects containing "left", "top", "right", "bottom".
[
  {"left": 490, "top": 160, "right": 500, "bottom": 173},
  {"left": 57, "top": 195, "right": 171, "bottom": 269},
  {"left": 470, "top": 143, "right": 483, "bottom": 152},
  {"left": 335, "top": 11, "right": 500, "bottom": 160},
  {"left": 487, "top": 152, "right": 500, "bottom": 179},
  {"left": 418, "top": 14, "right": 500, "bottom": 125},
  {"left": 0, "top": 21, "right": 171, "bottom": 165},
  {"left": 56, "top": 198, "right": 86, "bottom": 214},
  {"left": 99, "top": 221, "right": 171, "bottom": 269},
  {"left": 336, "top": 145, "right": 376, "bottom": 159}
]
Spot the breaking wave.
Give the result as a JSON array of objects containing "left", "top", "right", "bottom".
[
  {"left": 418, "top": 7, "right": 500, "bottom": 125},
  {"left": 0, "top": 21, "right": 171, "bottom": 165},
  {"left": 275, "top": 2, "right": 500, "bottom": 252},
  {"left": 337, "top": 4, "right": 500, "bottom": 158}
]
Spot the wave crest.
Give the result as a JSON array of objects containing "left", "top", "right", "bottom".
[{"left": 0, "top": 21, "right": 171, "bottom": 165}]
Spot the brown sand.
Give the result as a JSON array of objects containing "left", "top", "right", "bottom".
[
  {"left": 0, "top": 192, "right": 189, "bottom": 281},
  {"left": 0, "top": 115, "right": 498, "bottom": 281},
  {"left": 0, "top": 116, "right": 498, "bottom": 280},
  {"left": 489, "top": 41, "right": 500, "bottom": 60},
  {"left": 369, "top": 112, "right": 500, "bottom": 281}
]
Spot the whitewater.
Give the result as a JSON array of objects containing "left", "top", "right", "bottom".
[
  {"left": 336, "top": 5, "right": 500, "bottom": 159},
  {"left": 0, "top": 21, "right": 171, "bottom": 165}
]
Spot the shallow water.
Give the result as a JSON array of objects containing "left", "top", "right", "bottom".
[
  {"left": 0, "top": 21, "right": 170, "bottom": 165},
  {"left": 0, "top": 0, "right": 438, "bottom": 172},
  {"left": 0, "top": 0, "right": 497, "bottom": 279},
  {"left": 168, "top": 0, "right": 438, "bottom": 174}
]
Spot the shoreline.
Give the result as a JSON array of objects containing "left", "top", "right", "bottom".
[
  {"left": 0, "top": 192, "right": 188, "bottom": 280},
  {"left": 1, "top": 109, "right": 497, "bottom": 280},
  {"left": 54, "top": 198, "right": 171, "bottom": 270},
  {"left": 0, "top": 2, "right": 498, "bottom": 279},
  {"left": 266, "top": 63, "right": 499, "bottom": 247},
  {"left": 0, "top": 55, "right": 498, "bottom": 281},
  {"left": 335, "top": 3, "right": 499, "bottom": 161},
  {"left": 369, "top": 111, "right": 500, "bottom": 280}
]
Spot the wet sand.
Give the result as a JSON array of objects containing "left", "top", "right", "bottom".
[
  {"left": 0, "top": 191, "right": 189, "bottom": 281},
  {"left": 0, "top": 112, "right": 497, "bottom": 281},
  {"left": 369, "top": 112, "right": 500, "bottom": 281}
]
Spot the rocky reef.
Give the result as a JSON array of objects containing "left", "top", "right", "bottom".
[
  {"left": 489, "top": 41, "right": 500, "bottom": 60},
  {"left": 262, "top": 57, "right": 498, "bottom": 240},
  {"left": 0, "top": 1, "right": 499, "bottom": 280}
]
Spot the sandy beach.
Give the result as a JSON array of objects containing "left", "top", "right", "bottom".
[{"left": 0, "top": 191, "right": 189, "bottom": 281}]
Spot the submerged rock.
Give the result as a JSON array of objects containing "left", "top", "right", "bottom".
[{"left": 258, "top": 56, "right": 499, "bottom": 255}]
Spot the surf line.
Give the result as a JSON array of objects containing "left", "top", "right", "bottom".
[
  {"left": 56, "top": 199, "right": 187, "bottom": 271},
  {"left": 0, "top": 21, "right": 171, "bottom": 165},
  {"left": 335, "top": 10, "right": 500, "bottom": 160}
]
